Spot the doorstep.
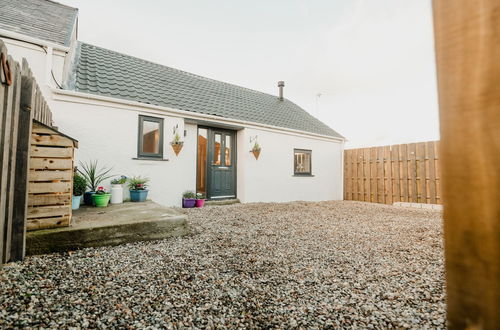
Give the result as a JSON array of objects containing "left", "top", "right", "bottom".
[
  {"left": 205, "top": 198, "right": 240, "bottom": 206},
  {"left": 26, "top": 201, "right": 189, "bottom": 255}
]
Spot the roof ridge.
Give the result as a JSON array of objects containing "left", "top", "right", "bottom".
[{"left": 78, "top": 41, "right": 288, "bottom": 101}]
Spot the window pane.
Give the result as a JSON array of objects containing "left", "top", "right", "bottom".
[
  {"left": 294, "top": 151, "right": 311, "bottom": 174},
  {"left": 213, "top": 133, "right": 221, "bottom": 165},
  {"left": 225, "top": 135, "right": 231, "bottom": 166},
  {"left": 142, "top": 120, "right": 160, "bottom": 154},
  {"left": 197, "top": 128, "right": 208, "bottom": 195}
]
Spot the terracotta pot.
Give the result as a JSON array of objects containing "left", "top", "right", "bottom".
[
  {"left": 171, "top": 142, "right": 183, "bottom": 156},
  {"left": 252, "top": 149, "right": 261, "bottom": 160}
]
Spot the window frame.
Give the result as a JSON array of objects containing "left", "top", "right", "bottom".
[
  {"left": 293, "top": 149, "right": 313, "bottom": 176},
  {"left": 137, "top": 115, "right": 164, "bottom": 159}
]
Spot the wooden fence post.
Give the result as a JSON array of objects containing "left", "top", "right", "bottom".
[
  {"left": 10, "top": 59, "right": 34, "bottom": 261},
  {"left": 0, "top": 51, "right": 17, "bottom": 264},
  {"left": 433, "top": 0, "right": 500, "bottom": 328}
]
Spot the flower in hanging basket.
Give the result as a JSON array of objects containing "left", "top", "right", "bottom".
[
  {"left": 170, "top": 132, "right": 184, "bottom": 156},
  {"left": 251, "top": 142, "right": 261, "bottom": 160}
]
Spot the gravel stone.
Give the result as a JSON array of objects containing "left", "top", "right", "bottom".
[{"left": 0, "top": 201, "right": 445, "bottom": 328}]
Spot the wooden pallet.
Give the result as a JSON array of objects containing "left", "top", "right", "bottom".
[{"left": 27, "top": 122, "right": 76, "bottom": 231}]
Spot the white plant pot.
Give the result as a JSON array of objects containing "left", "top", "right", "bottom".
[{"left": 110, "top": 184, "right": 124, "bottom": 204}]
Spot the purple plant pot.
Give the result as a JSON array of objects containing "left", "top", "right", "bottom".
[
  {"left": 195, "top": 199, "right": 205, "bottom": 208},
  {"left": 182, "top": 198, "right": 196, "bottom": 208}
]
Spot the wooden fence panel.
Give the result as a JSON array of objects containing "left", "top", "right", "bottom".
[
  {"left": 0, "top": 41, "right": 56, "bottom": 265},
  {"left": 344, "top": 141, "right": 441, "bottom": 205}
]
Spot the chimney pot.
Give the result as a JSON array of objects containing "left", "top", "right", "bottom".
[{"left": 278, "top": 81, "right": 285, "bottom": 100}]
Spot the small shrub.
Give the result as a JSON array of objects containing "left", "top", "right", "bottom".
[
  {"left": 78, "top": 160, "right": 113, "bottom": 192},
  {"left": 182, "top": 190, "right": 196, "bottom": 199},
  {"left": 128, "top": 176, "right": 149, "bottom": 190},
  {"left": 73, "top": 173, "right": 87, "bottom": 196},
  {"left": 111, "top": 175, "right": 127, "bottom": 184}
]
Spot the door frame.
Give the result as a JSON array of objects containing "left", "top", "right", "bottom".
[{"left": 196, "top": 126, "right": 237, "bottom": 200}]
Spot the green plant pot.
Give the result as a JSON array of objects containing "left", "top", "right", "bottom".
[{"left": 92, "top": 193, "right": 111, "bottom": 207}]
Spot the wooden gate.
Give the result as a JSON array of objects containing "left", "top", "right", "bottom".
[{"left": 344, "top": 141, "right": 441, "bottom": 205}]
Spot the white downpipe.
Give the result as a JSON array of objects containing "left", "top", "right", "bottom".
[{"left": 45, "top": 46, "right": 53, "bottom": 86}]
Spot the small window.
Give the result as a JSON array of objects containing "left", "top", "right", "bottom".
[
  {"left": 138, "top": 115, "right": 163, "bottom": 158},
  {"left": 225, "top": 135, "right": 231, "bottom": 166},
  {"left": 294, "top": 149, "right": 312, "bottom": 175},
  {"left": 213, "top": 133, "right": 221, "bottom": 165}
]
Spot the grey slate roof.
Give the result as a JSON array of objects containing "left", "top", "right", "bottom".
[
  {"left": 68, "top": 43, "right": 343, "bottom": 138},
  {"left": 0, "top": 0, "right": 77, "bottom": 46}
]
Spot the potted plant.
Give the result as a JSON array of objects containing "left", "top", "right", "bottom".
[
  {"left": 78, "top": 160, "right": 113, "bottom": 205},
  {"left": 182, "top": 190, "right": 196, "bottom": 208},
  {"left": 72, "top": 173, "right": 87, "bottom": 210},
  {"left": 251, "top": 141, "right": 261, "bottom": 160},
  {"left": 170, "top": 127, "right": 184, "bottom": 156},
  {"left": 92, "top": 186, "right": 111, "bottom": 207},
  {"left": 110, "top": 175, "right": 127, "bottom": 204},
  {"left": 195, "top": 193, "right": 206, "bottom": 208},
  {"left": 128, "top": 176, "right": 149, "bottom": 202}
]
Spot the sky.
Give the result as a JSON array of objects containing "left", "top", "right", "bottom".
[{"left": 59, "top": 0, "right": 440, "bottom": 148}]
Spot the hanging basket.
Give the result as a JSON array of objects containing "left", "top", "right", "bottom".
[
  {"left": 252, "top": 149, "right": 261, "bottom": 160},
  {"left": 171, "top": 142, "right": 183, "bottom": 156}
]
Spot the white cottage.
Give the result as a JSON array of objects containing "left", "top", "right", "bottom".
[{"left": 0, "top": 0, "right": 345, "bottom": 207}]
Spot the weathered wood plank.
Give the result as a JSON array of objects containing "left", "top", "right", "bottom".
[
  {"left": 31, "top": 134, "right": 73, "bottom": 147},
  {"left": 416, "top": 142, "right": 427, "bottom": 203},
  {"left": 28, "top": 181, "right": 71, "bottom": 194},
  {"left": 27, "top": 216, "right": 70, "bottom": 231},
  {"left": 29, "top": 170, "right": 72, "bottom": 182},
  {"left": 28, "top": 193, "right": 71, "bottom": 207},
  {"left": 427, "top": 141, "right": 437, "bottom": 204},
  {"left": 351, "top": 149, "right": 359, "bottom": 201},
  {"left": 29, "top": 158, "right": 73, "bottom": 170},
  {"left": 370, "top": 147, "right": 377, "bottom": 203},
  {"left": 30, "top": 146, "right": 73, "bottom": 158},
  {"left": 384, "top": 146, "right": 393, "bottom": 204},
  {"left": 0, "top": 56, "right": 17, "bottom": 263},
  {"left": 27, "top": 205, "right": 70, "bottom": 219},
  {"left": 5, "top": 60, "right": 22, "bottom": 262}
]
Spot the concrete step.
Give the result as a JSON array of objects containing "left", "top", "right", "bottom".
[
  {"left": 26, "top": 201, "right": 190, "bottom": 255},
  {"left": 205, "top": 199, "right": 240, "bottom": 206}
]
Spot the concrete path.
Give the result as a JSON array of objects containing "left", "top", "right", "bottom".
[{"left": 26, "top": 201, "right": 189, "bottom": 255}]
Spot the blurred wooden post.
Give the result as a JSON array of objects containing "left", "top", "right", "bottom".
[{"left": 433, "top": 1, "right": 500, "bottom": 329}]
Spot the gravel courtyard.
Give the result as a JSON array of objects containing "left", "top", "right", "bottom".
[{"left": 0, "top": 201, "right": 445, "bottom": 329}]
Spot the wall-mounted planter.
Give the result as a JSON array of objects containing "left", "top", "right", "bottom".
[
  {"left": 171, "top": 142, "right": 184, "bottom": 156},
  {"left": 252, "top": 149, "right": 261, "bottom": 160}
]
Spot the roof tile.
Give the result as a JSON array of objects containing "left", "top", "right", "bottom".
[{"left": 68, "top": 42, "right": 343, "bottom": 138}]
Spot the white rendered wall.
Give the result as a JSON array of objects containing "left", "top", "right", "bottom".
[
  {"left": 237, "top": 128, "right": 343, "bottom": 203},
  {"left": 50, "top": 99, "right": 197, "bottom": 207},
  {"left": 2, "top": 38, "right": 66, "bottom": 99}
]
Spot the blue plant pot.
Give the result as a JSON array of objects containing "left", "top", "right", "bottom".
[
  {"left": 83, "top": 191, "right": 95, "bottom": 205},
  {"left": 130, "top": 189, "right": 148, "bottom": 202},
  {"left": 72, "top": 195, "right": 82, "bottom": 210}
]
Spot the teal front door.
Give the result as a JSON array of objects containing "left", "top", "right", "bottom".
[{"left": 206, "top": 128, "right": 236, "bottom": 199}]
